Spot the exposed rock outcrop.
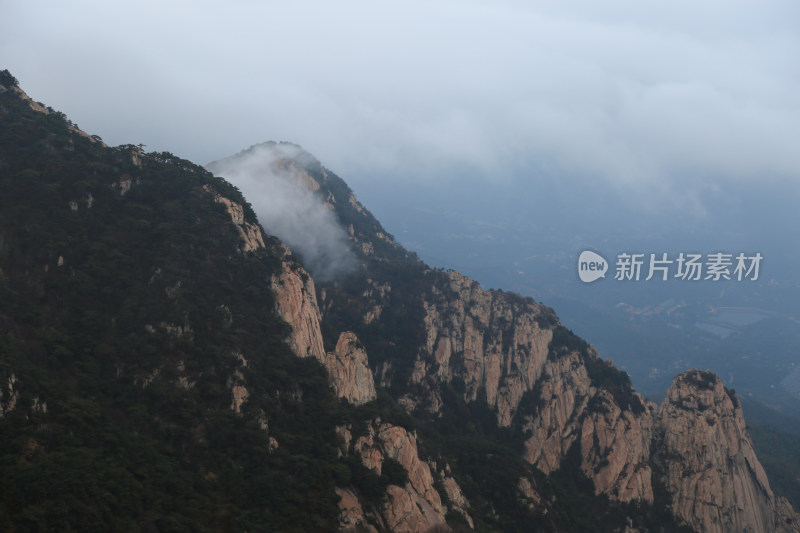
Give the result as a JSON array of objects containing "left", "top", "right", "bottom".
[
  {"left": 441, "top": 471, "right": 474, "bottom": 528},
  {"left": 270, "top": 245, "right": 326, "bottom": 360},
  {"left": 517, "top": 477, "right": 542, "bottom": 511},
  {"left": 203, "top": 185, "right": 266, "bottom": 252},
  {"left": 335, "top": 487, "right": 377, "bottom": 532},
  {"left": 322, "top": 332, "right": 377, "bottom": 406},
  {"left": 521, "top": 351, "right": 594, "bottom": 473},
  {"left": 516, "top": 348, "right": 656, "bottom": 503},
  {"left": 352, "top": 421, "right": 449, "bottom": 532},
  {"left": 274, "top": 158, "right": 321, "bottom": 193},
  {"left": 656, "top": 370, "right": 800, "bottom": 533},
  {"left": 0, "top": 374, "right": 18, "bottom": 417},
  {"left": 408, "top": 271, "right": 657, "bottom": 503},
  {"left": 271, "top": 253, "right": 376, "bottom": 405},
  {"left": 113, "top": 174, "right": 135, "bottom": 196},
  {"left": 580, "top": 389, "right": 655, "bottom": 503},
  {"left": 412, "top": 271, "right": 554, "bottom": 427},
  {"left": 361, "top": 278, "right": 391, "bottom": 325},
  {"left": 229, "top": 353, "right": 249, "bottom": 415}
]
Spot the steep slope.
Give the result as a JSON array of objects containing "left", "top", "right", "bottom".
[
  {"left": 0, "top": 71, "right": 466, "bottom": 533},
  {"left": 0, "top": 71, "right": 354, "bottom": 531},
  {"left": 209, "top": 141, "right": 800, "bottom": 531},
  {"left": 655, "top": 370, "right": 800, "bottom": 533}
]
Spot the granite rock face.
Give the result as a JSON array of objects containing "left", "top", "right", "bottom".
[
  {"left": 411, "top": 271, "right": 656, "bottom": 503},
  {"left": 656, "top": 370, "right": 800, "bottom": 533},
  {"left": 323, "top": 331, "right": 377, "bottom": 406},
  {"left": 338, "top": 420, "right": 464, "bottom": 532},
  {"left": 270, "top": 245, "right": 326, "bottom": 360},
  {"left": 412, "top": 271, "right": 554, "bottom": 427},
  {"left": 204, "top": 185, "right": 267, "bottom": 253}
]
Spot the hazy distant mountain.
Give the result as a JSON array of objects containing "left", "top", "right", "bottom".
[{"left": 349, "top": 147, "right": 800, "bottom": 424}]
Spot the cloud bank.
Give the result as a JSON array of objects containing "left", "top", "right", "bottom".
[
  {"left": 2, "top": 0, "right": 798, "bottom": 213},
  {"left": 207, "top": 144, "right": 356, "bottom": 281}
]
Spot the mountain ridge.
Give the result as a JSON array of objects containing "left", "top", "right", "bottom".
[
  {"left": 208, "top": 138, "right": 800, "bottom": 531},
  {"left": 1, "top": 69, "right": 798, "bottom": 532}
]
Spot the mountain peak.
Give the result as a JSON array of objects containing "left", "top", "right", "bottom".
[{"left": 657, "top": 369, "right": 800, "bottom": 532}]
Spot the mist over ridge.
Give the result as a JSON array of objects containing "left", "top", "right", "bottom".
[{"left": 207, "top": 142, "right": 356, "bottom": 281}]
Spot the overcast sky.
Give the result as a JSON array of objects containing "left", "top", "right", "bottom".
[{"left": 2, "top": 0, "right": 799, "bottom": 209}]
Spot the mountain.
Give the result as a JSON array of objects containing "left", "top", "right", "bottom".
[
  {"left": 0, "top": 72, "right": 346, "bottom": 531},
  {"left": 1, "top": 69, "right": 798, "bottom": 532},
  {"left": 207, "top": 142, "right": 800, "bottom": 532}
]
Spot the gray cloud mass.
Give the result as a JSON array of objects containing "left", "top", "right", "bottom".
[{"left": 1, "top": 0, "right": 798, "bottom": 215}]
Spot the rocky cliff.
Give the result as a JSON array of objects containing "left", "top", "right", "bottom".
[
  {"left": 408, "top": 271, "right": 555, "bottom": 426},
  {"left": 349, "top": 420, "right": 447, "bottom": 532},
  {"left": 656, "top": 370, "right": 800, "bottom": 533},
  {"left": 203, "top": 185, "right": 267, "bottom": 252},
  {"left": 326, "top": 331, "right": 378, "bottom": 406},
  {"left": 270, "top": 244, "right": 327, "bottom": 360},
  {"left": 241, "top": 142, "right": 800, "bottom": 531},
  {"left": 403, "top": 270, "right": 656, "bottom": 503},
  {"left": 269, "top": 241, "right": 450, "bottom": 529},
  {"left": 332, "top": 419, "right": 474, "bottom": 532}
]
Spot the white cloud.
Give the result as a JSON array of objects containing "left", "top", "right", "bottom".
[{"left": 206, "top": 143, "right": 356, "bottom": 281}]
